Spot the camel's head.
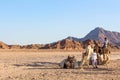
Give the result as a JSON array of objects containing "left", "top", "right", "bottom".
[{"left": 67, "top": 56, "right": 75, "bottom": 63}]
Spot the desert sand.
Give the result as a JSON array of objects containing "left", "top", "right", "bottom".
[{"left": 0, "top": 50, "right": 120, "bottom": 80}]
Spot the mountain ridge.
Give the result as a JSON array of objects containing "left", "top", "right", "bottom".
[
  {"left": 79, "top": 27, "right": 120, "bottom": 45},
  {"left": 0, "top": 27, "right": 120, "bottom": 50}
]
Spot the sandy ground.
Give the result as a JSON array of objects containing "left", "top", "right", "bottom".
[{"left": 0, "top": 51, "right": 120, "bottom": 80}]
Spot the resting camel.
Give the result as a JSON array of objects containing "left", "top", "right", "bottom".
[{"left": 59, "top": 55, "right": 77, "bottom": 69}]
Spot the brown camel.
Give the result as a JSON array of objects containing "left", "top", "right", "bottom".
[{"left": 94, "top": 44, "right": 110, "bottom": 65}]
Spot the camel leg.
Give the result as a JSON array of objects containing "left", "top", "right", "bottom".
[
  {"left": 103, "top": 54, "right": 106, "bottom": 61},
  {"left": 78, "top": 54, "right": 85, "bottom": 69},
  {"left": 97, "top": 54, "right": 103, "bottom": 65},
  {"left": 78, "top": 62, "right": 84, "bottom": 71},
  {"left": 79, "top": 57, "right": 87, "bottom": 70},
  {"left": 104, "top": 55, "right": 109, "bottom": 69},
  {"left": 79, "top": 60, "right": 84, "bottom": 69},
  {"left": 106, "top": 54, "right": 110, "bottom": 69},
  {"left": 106, "top": 54, "right": 110, "bottom": 64}
]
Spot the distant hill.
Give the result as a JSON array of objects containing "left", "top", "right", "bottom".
[
  {"left": 80, "top": 27, "right": 120, "bottom": 45},
  {"left": 0, "top": 27, "right": 120, "bottom": 50},
  {"left": 42, "top": 39, "right": 83, "bottom": 50},
  {"left": 66, "top": 36, "right": 80, "bottom": 41},
  {"left": 0, "top": 41, "right": 9, "bottom": 49},
  {"left": 9, "top": 44, "right": 44, "bottom": 49},
  {"left": 43, "top": 27, "right": 120, "bottom": 50}
]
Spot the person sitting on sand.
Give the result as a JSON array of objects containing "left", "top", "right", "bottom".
[{"left": 91, "top": 49, "right": 98, "bottom": 68}]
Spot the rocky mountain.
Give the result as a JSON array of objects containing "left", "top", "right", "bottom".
[
  {"left": 21, "top": 44, "right": 44, "bottom": 49},
  {"left": 9, "top": 44, "right": 44, "bottom": 49},
  {"left": 80, "top": 27, "right": 120, "bottom": 45},
  {"left": 0, "top": 27, "right": 120, "bottom": 50},
  {"left": 0, "top": 41, "right": 9, "bottom": 49},
  {"left": 66, "top": 36, "right": 80, "bottom": 41},
  {"left": 42, "top": 39, "right": 83, "bottom": 50}
]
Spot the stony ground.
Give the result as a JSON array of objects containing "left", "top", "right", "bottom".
[{"left": 0, "top": 51, "right": 120, "bottom": 80}]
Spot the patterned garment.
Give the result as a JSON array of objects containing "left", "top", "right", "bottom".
[{"left": 91, "top": 52, "right": 97, "bottom": 67}]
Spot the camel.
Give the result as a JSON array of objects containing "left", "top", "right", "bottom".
[
  {"left": 100, "top": 47, "right": 110, "bottom": 65},
  {"left": 94, "top": 44, "right": 110, "bottom": 65},
  {"left": 78, "top": 52, "right": 91, "bottom": 68},
  {"left": 79, "top": 40, "right": 94, "bottom": 69},
  {"left": 59, "top": 56, "right": 77, "bottom": 69}
]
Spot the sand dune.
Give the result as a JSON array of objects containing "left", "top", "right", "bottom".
[{"left": 0, "top": 51, "right": 120, "bottom": 80}]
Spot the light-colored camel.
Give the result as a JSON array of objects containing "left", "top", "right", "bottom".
[{"left": 79, "top": 43, "right": 93, "bottom": 69}]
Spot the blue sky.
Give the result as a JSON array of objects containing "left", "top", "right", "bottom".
[{"left": 0, "top": 0, "right": 120, "bottom": 44}]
